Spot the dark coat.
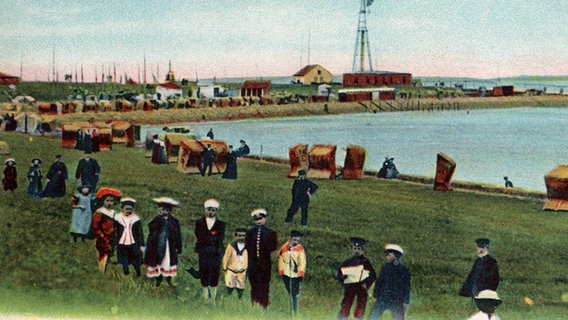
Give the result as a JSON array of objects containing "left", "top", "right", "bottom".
[
  {"left": 194, "top": 218, "right": 226, "bottom": 256},
  {"left": 246, "top": 225, "right": 278, "bottom": 271},
  {"left": 222, "top": 151, "right": 238, "bottom": 179},
  {"left": 27, "top": 165, "right": 42, "bottom": 197},
  {"left": 236, "top": 144, "right": 250, "bottom": 157},
  {"left": 292, "top": 178, "right": 319, "bottom": 203},
  {"left": 144, "top": 214, "right": 182, "bottom": 267},
  {"left": 336, "top": 255, "right": 377, "bottom": 289},
  {"left": 42, "top": 161, "right": 68, "bottom": 198},
  {"left": 459, "top": 255, "right": 499, "bottom": 297},
  {"left": 202, "top": 148, "right": 216, "bottom": 165},
  {"left": 2, "top": 166, "right": 17, "bottom": 191},
  {"left": 373, "top": 263, "right": 411, "bottom": 304},
  {"left": 75, "top": 158, "right": 101, "bottom": 188}
]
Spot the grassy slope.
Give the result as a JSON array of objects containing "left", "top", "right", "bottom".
[{"left": 0, "top": 132, "right": 567, "bottom": 320}]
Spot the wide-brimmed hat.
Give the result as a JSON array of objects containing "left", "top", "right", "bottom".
[
  {"left": 4, "top": 158, "right": 15, "bottom": 165},
  {"left": 96, "top": 187, "right": 122, "bottom": 200},
  {"left": 31, "top": 158, "right": 42, "bottom": 164}
]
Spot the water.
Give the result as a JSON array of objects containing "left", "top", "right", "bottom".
[{"left": 140, "top": 107, "right": 568, "bottom": 192}]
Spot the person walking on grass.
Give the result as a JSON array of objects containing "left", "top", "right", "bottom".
[
  {"left": 41, "top": 154, "right": 68, "bottom": 198},
  {"left": 27, "top": 158, "right": 43, "bottom": 199},
  {"left": 222, "top": 228, "right": 248, "bottom": 300},
  {"left": 70, "top": 184, "right": 93, "bottom": 242},
  {"left": 3, "top": 158, "right": 17, "bottom": 193},
  {"left": 195, "top": 199, "right": 226, "bottom": 304},
  {"left": 459, "top": 238, "right": 500, "bottom": 298},
  {"left": 114, "top": 197, "right": 145, "bottom": 277},
  {"left": 144, "top": 197, "right": 183, "bottom": 287},
  {"left": 370, "top": 244, "right": 411, "bottom": 320},
  {"left": 75, "top": 151, "right": 101, "bottom": 192},
  {"left": 285, "top": 169, "right": 319, "bottom": 229},
  {"left": 92, "top": 187, "right": 122, "bottom": 273},
  {"left": 246, "top": 208, "right": 278, "bottom": 308},
  {"left": 336, "top": 237, "right": 377, "bottom": 320},
  {"left": 277, "top": 230, "right": 306, "bottom": 315}
]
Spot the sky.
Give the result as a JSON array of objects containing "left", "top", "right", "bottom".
[{"left": 1, "top": 0, "right": 567, "bottom": 82}]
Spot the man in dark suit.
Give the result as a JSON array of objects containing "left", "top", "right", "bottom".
[
  {"left": 246, "top": 208, "right": 278, "bottom": 308},
  {"left": 75, "top": 151, "right": 101, "bottom": 190},
  {"left": 459, "top": 238, "right": 500, "bottom": 298},
  {"left": 201, "top": 144, "right": 216, "bottom": 176},
  {"left": 195, "top": 199, "right": 226, "bottom": 304}
]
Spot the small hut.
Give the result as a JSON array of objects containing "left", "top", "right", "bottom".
[
  {"left": 543, "top": 166, "right": 568, "bottom": 211},
  {"left": 177, "top": 140, "right": 229, "bottom": 174},
  {"left": 109, "top": 121, "right": 135, "bottom": 147},
  {"left": 288, "top": 144, "right": 309, "bottom": 178},
  {"left": 342, "top": 145, "right": 366, "bottom": 180},
  {"left": 434, "top": 152, "right": 456, "bottom": 191},
  {"left": 308, "top": 145, "right": 337, "bottom": 179},
  {"left": 164, "top": 133, "right": 196, "bottom": 163}
]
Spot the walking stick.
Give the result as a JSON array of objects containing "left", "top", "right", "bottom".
[{"left": 289, "top": 245, "right": 294, "bottom": 316}]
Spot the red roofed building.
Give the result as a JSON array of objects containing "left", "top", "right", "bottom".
[
  {"left": 0, "top": 72, "right": 21, "bottom": 85},
  {"left": 157, "top": 81, "right": 183, "bottom": 100},
  {"left": 293, "top": 64, "right": 333, "bottom": 85},
  {"left": 343, "top": 71, "right": 412, "bottom": 87},
  {"left": 240, "top": 80, "right": 271, "bottom": 97}
]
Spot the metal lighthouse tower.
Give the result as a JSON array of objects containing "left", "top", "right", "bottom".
[{"left": 352, "top": 0, "right": 375, "bottom": 72}]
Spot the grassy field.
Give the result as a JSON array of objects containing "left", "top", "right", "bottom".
[{"left": 0, "top": 131, "right": 567, "bottom": 319}]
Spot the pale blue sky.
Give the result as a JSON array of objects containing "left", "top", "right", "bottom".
[{"left": 1, "top": 0, "right": 567, "bottom": 82}]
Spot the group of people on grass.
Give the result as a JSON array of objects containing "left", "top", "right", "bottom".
[
  {"left": 70, "top": 178, "right": 502, "bottom": 320},
  {"left": 2, "top": 151, "right": 100, "bottom": 200}
]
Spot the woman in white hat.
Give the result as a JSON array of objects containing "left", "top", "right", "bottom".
[
  {"left": 144, "top": 197, "right": 182, "bottom": 286},
  {"left": 467, "top": 290, "right": 502, "bottom": 320}
]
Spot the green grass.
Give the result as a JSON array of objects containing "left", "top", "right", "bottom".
[{"left": 0, "top": 131, "right": 567, "bottom": 319}]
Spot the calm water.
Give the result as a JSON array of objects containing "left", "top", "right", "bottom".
[{"left": 141, "top": 107, "right": 568, "bottom": 192}]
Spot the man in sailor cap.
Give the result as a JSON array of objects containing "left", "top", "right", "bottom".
[
  {"left": 370, "top": 244, "right": 411, "bottom": 320},
  {"left": 285, "top": 169, "right": 319, "bottom": 229},
  {"left": 144, "top": 197, "right": 182, "bottom": 286},
  {"left": 194, "top": 198, "right": 226, "bottom": 303},
  {"left": 459, "top": 238, "right": 500, "bottom": 298},
  {"left": 245, "top": 208, "right": 278, "bottom": 308},
  {"left": 336, "top": 237, "right": 377, "bottom": 320}
]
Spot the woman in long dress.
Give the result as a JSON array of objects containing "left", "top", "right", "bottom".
[
  {"left": 92, "top": 187, "right": 122, "bottom": 273},
  {"left": 27, "top": 158, "right": 43, "bottom": 199}
]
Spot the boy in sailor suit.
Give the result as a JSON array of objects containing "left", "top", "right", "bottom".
[
  {"left": 114, "top": 197, "right": 145, "bottom": 277},
  {"left": 222, "top": 228, "right": 248, "bottom": 299}
]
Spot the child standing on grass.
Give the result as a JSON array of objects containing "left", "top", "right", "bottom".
[
  {"left": 70, "top": 184, "right": 93, "bottom": 242},
  {"left": 3, "top": 158, "right": 17, "bottom": 193},
  {"left": 144, "top": 197, "right": 182, "bottom": 287},
  {"left": 222, "top": 228, "right": 248, "bottom": 299},
  {"left": 278, "top": 230, "right": 306, "bottom": 315},
  {"left": 336, "top": 237, "right": 377, "bottom": 320},
  {"left": 114, "top": 197, "right": 145, "bottom": 277},
  {"left": 92, "top": 187, "right": 122, "bottom": 273}
]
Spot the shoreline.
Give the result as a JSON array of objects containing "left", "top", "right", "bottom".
[
  {"left": 26, "top": 95, "right": 568, "bottom": 128},
  {"left": 245, "top": 156, "right": 547, "bottom": 201}
]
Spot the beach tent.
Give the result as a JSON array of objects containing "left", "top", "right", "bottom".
[
  {"left": 61, "top": 122, "right": 112, "bottom": 150},
  {"left": 177, "top": 140, "right": 229, "bottom": 174},
  {"left": 109, "top": 121, "right": 135, "bottom": 147},
  {"left": 37, "top": 102, "right": 63, "bottom": 115},
  {"left": 342, "top": 145, "right": 366, "bottom": 180},
  {"left": 308, "top": 145, "right": 337, "bottom": 179},
  {"left": 434, "top": 152, "right": 456, "bottom": 191},
  {"left": 14, "top": 113, "right": 42, "bottom": 134},
  {"left": 164, "top": 133, "right": 196, "bottom": 163},
  {"left": 288, "top": 144, "right": 309, "bottom": 178},
  {"left": 0, "top": 141, "right": 10, "bottom": 155},
  {"left": 543, "top": 166, "right": 568, "bottom": 211}
]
